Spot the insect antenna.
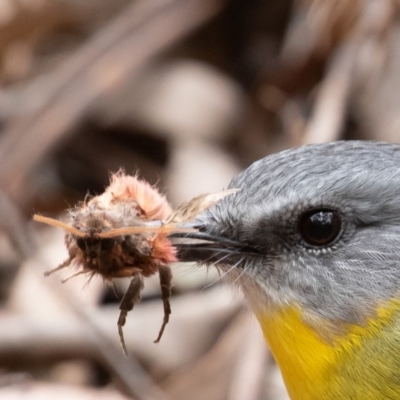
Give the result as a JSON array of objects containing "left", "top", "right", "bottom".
[
  {"left": 98, "top": 227, "right": 158, "bottom": 238},
  {"left": 97, "top": 225, "right": 197, "bottom": 238},
  {"left": 33, "top": 214, "right": 87, "bottom": 238}
]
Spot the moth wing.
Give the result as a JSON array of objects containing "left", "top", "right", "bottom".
[{"left": 167, "top": 188, "right": 239, "bottom": 224}]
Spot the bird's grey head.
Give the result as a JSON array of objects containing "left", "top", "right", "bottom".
[{"left": 176, "top": 141, "right": 400, "bottom": 325}]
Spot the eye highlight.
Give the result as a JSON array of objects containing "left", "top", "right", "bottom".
[{"left": 298, "top": 209, "right": 342, "bottom": 247}]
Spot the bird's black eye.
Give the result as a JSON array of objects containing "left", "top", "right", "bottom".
[
  {"left": 100, "top": 238, "right": 114, "bottom": 251},
  {"left": 76, "top": 238, "right": 86, "bottom": 250},
  {"left": 299, "top": 209, "right": 341, "bottom": 247}
]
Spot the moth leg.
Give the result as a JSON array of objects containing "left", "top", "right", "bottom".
[
  {"left": 108, "top": 280, "right": 120, "bottom": 300},
  {"left": 83, "top": 271, "right": 96, "bottom": 289},
  {"left": 118, "top": 273, "right": 144, "bottom": 357},
  {"left": 154, "top": 264, "right": 172, "bottom": 343},
  {"left": 44, "top": 257, "right": 73, "bottom": 277},
  {"left": 61, "top": 269, "right": 87, "bottom": 283}
]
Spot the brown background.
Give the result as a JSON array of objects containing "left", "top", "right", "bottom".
[{"left": 0, "top": 1, "right": 398, "bottom": 399}]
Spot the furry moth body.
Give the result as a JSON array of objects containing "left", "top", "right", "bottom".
[{"left": 34, "top": 172, "right": 237, "bottom": 355}]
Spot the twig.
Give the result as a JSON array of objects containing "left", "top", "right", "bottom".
[
  {"left": 302, "top": 0, "right": 396, "bottom": 144},
  {"left": 301, "top": 40, "right": 356, "bottom": 144},
  {"left": 0, "top": 187, "right": 34, "bottom": 258},
  {"left": 0, "top": 0, "right": 227, "bottom": 195}
]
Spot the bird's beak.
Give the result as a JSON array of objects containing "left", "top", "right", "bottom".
[{"left": 170, "top": 228, "right": 260, "bottom": 264}]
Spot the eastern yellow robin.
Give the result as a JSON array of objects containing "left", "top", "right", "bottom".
[{"left": 175, "top": 141, "right": 400, "bottom": 399}]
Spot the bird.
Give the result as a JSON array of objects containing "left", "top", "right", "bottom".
[{"left": 173, "top": 141, "right": 400, "bottom": 400}]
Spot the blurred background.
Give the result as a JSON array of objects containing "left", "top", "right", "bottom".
[{"left": 0, "top": 0, "right": 398, "bottom": 399}]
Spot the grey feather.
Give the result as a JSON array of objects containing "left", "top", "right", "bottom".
[{"left": 196, "top": 141, "right": 400, "bottom": 325}]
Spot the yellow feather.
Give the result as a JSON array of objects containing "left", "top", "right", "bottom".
[{"left": 257, "top": 300, "right": 400, "bottom": 399}]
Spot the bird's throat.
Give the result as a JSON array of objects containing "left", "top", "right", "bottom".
[{"left": 256, "top": 301, "right": 400, "bottom": 400}]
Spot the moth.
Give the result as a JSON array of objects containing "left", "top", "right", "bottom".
[{"left": 33, "top": 171, "right": 237, "bottom": 355}]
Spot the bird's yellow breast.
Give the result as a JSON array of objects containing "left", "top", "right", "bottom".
[{"left": 257, "top": 300, "right": 400, "bottom": 400}]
